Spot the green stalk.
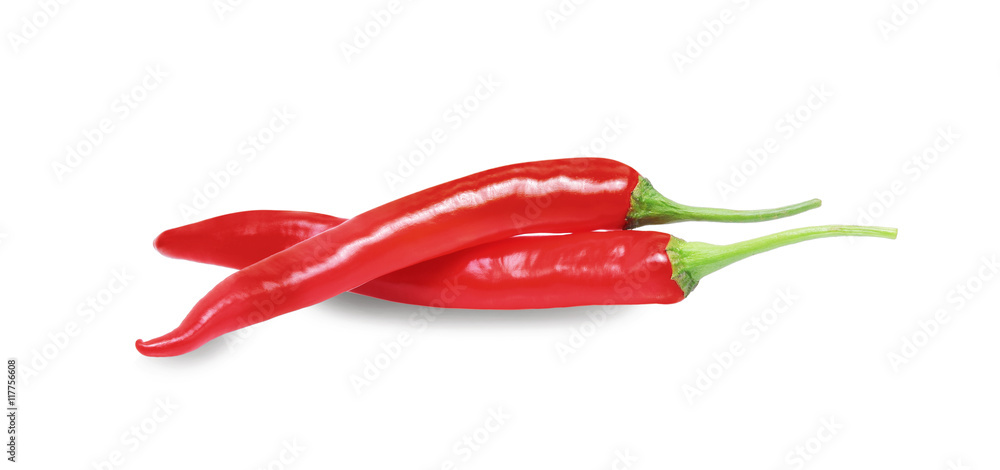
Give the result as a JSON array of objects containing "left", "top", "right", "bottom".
[
  {"left": 667, "top": 225, "right": 898, "bottom": 296},
  {"left": 626, "top": 176, "right": 822, "bottom": 228}
]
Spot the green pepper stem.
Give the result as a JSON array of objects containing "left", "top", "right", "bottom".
[
  {"left": 626, "top": 176, "right": 821, "bottom": 228},
  {"left": 668, "top": 225, "right": 898, "bottom": 296}
]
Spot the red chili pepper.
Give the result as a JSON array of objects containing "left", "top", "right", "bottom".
[
  {"left": 157, "top": 212, "right": 896, "bottom": 308},
  {"left": 154, "top": 210, "right": 341, "bottom": 270},
  {"left": 137, "top": 158, "right": 821, "bottom": 356}
]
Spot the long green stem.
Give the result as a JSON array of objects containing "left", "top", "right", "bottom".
[
  {"left": 626, "top": 176, "right": 821, "bottom": 228},
  {"left": 668, "top": 225, "right": 898, "bottom": 296}
]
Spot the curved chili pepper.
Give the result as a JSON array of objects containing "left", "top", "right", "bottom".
[
  {"left": 137, "top": 158, "right": 821, "bottom": 356},
  {"left": 157, "top": 213, "right": 896, "bottom": 308}
]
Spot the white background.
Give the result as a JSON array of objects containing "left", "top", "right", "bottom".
[{"left": 2, "top": 0, "right": 998, "bottom": 468}]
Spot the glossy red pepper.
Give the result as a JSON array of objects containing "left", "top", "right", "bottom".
[
  {"left": 137, "top": 158, "right": 822, "bottom": 356},
  {"left": 154, "top": 210, "right": 341, "bottom": 270},
  {"left": 157, "top": 212, "right": 896, "bottom": 308}
]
